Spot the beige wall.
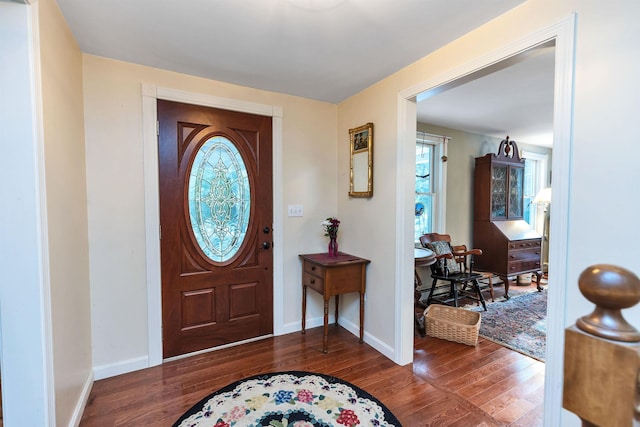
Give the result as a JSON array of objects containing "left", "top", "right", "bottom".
[
  {"left": 82, "top": 55, "right": 338, "bottom": 372},
  {"left": 39, "top": 0, "right": 93, "bottom": 425},
  {"left": 336, "top": 81, "right": 403, "bottom": 348}
]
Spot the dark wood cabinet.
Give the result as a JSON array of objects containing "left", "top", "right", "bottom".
[{"left": 473, "top": 137, "right": 542, "bottom": 299}]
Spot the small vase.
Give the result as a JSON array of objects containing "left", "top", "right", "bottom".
[{"left": 328, "top": 237, "right": 338, "bottom": 257}]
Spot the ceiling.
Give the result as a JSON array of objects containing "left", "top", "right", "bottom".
[
  {"left": 417, "top": 44, "right": 556, "bottom": 147},
  {"left": 55, "top": 0, "right": 552, "bottom": 146}
]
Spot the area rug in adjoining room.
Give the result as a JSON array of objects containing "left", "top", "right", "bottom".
[
  {"left": 473, "top": 290, "right": 547, "bottom": 362},
  {"left": 173, "top": 371, "right": 401, "bottom": 427}
]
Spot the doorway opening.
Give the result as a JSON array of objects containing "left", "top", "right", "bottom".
[
  {"left": 414, "top": 41, "right": 554, "bottom": 298},
  {"left": 397, "top": 15, "right": 576, "bottom": 426}
]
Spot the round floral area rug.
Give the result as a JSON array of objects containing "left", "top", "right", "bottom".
[{"left": 173, "top": 371, "right": 401, "bottom": 427}]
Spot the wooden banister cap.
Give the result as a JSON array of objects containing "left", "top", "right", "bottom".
[{"left": 576, "top": 264, "right": 640, "bottom": 342}]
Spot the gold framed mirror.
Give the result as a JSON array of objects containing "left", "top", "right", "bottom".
[{"left": 349, "top": 122, "right": 373, "bottom": 197}]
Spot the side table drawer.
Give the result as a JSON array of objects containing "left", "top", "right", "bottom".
[
  {"left": 303, "top": 272, "right": 324, "bottom": 293},
  {"left": 304, "top": 262, "right": 325, "bottom": 277}
]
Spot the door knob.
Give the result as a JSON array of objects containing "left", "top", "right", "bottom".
[{"left": 262, "top": 241, "right": 271, "bottom": 249}]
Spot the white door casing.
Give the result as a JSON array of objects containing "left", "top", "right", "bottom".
[
  {"left": 395, "top": 14, "right": 576, "bottom": 426},
  {"left": 142, "top": 85, "right": 284, "bottom": 366}
]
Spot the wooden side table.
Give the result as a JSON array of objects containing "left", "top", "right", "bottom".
[{"left": 299, "top": 252, "right": 370, "bottom": 353}]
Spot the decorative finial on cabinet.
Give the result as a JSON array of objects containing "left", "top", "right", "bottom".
[
  {"left": 503, "top": 136, "right": 511, "bottom": 155},
  {"left": 495, "top": 135, "right": 521, "bottom": 161}
]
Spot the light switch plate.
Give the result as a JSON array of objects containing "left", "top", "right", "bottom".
[{"left": 287, "top": 204, "right": 304, "bottom": 217}]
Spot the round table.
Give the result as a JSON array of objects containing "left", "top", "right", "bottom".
[
  {"left": 414, "top": 248, "right": 436, "bottom": 268},
  {"left": 414, "top": 248, "right": 436, "bottom": 303},
  {"left": 414, "top": 248, "right": 436, "bottom": 337}
]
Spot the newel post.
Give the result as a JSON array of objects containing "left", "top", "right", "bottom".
[{"left": 563, "top": 264, "right": 640, "bottom": 427}]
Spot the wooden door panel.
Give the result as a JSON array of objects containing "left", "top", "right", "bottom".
[
  {"left": 181, "top": 288, "right": 216, "bottom": 330},
  {"left": 229, "top": 282, "right": 259, "bottom": 320},
  {"left": 180, "top": 243, "right": 211, "bottom": 274},
  {"left": 158, "top": 99, "right": 273, "bottom": 358}
]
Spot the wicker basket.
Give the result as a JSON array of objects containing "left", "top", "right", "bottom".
[{"left": 423, "top": 305, "right": 481, "bottom": 346}]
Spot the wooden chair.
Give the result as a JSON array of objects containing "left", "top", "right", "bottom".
[
  {"left": 419, "top": 233, "right": 487, "bottom": 311},
  {"left": 451, "top": 244, "right": 495, "bottom": 303}
]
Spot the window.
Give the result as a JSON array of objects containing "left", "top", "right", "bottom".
[
  {"left": 415, "top": 132, "right": 448, "bottom": 242},
  {"left": 188, "top": 136, "right": 250, "bottom": 262},
  {"left": 522, "top": 151, "right": 549, "bottom": 231}
]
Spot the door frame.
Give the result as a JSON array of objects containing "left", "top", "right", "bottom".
[
  {"left": 395, "top": 14, "right": 576, "bottom": 425},
  {"left": 0, "top": 2, "right": 56, "bottom": 425},
  {"left": 142, "top": 85, "right": 284, "bottom": 365}
]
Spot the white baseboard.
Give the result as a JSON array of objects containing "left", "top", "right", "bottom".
[
  {"left": 280, "top": 314, "right": 336, "bottom": 335},
  {"left": 337, "top": 317, "right": 395, "bottom": 360},
  {"left": 93, "top": 355, "right": 149, "bottom": 380},
  {"left": 282, "top": 315, "right": 395, "bottom": 361},
  {"left": 93, "top": 319, "right": 395, "bottom": 381},
  {"left": 68, "top": 371, "right": 94, "bottom": 427}
]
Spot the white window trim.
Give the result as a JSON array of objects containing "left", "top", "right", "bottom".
[
  {"left": 416, "top": 132, "right": 448, "bottom": 236},
  {"left": 523, "top": 150, "right": 549, "bottom": 230},
  {"left": 523, "top": 150, "right": 549, "bottom": 189},
  {"left": 435, "top": 141, "right": 447, "bottom": 233}
]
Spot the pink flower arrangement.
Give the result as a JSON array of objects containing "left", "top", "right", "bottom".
[{"left": 321, "top": 217, "right": 340, "bottom": 239}]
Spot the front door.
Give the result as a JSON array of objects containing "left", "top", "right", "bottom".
[{"left": 158, "top": 100, "right": 273, "bottom": 358}]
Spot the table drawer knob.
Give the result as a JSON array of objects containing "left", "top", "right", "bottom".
[{"left": 310, "top": 279, "right": 315, "bottom": 284}]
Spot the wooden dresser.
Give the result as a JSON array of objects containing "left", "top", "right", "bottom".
[{"left": 473, "top": 137, "right": 542, "bottom": 299}]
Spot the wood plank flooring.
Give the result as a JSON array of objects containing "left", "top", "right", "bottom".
[{"left": 80, "top": 325, "right": 544, "bottom": 426}]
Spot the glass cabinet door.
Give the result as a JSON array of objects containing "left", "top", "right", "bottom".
[
  {"left": 508, "top": 166, "right": 524, "bottom": 218},
  {"left": 491, "top": 166, "right": 507, "bottom": 218}
]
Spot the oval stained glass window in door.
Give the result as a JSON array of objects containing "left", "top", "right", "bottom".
[{"left": 188, "top": 136, "right": 250, "bottom": 262}]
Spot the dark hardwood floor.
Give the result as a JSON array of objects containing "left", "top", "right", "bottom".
[{"left": 80, "top": 322, "right": 544, "bottom": 426}]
